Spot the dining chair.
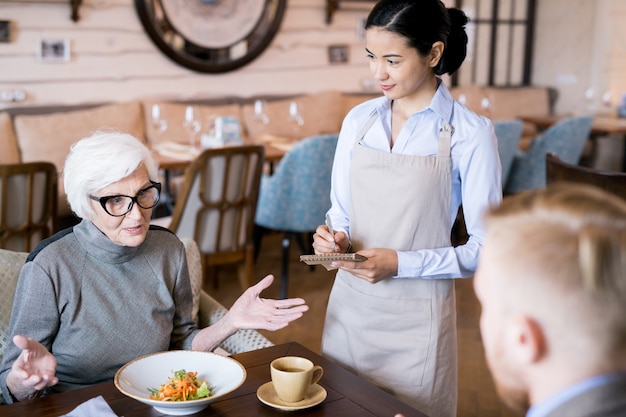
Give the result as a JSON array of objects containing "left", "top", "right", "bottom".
[
  {"left": 493, "top": 119, "right": 524, "bottom": 187},
  {"left": 155, "top": 145, "right": 265, "bottom": 291},
  {"left": 545, "top": 153, "right": 626, "bottom": 200},
  {"left": 254, "top": 133, "right": 339, "bottom": 299},
  {"left": 0, "top": 162, "right": 58, "bottom": 252},
  {"left": 180, "top": 237, "right": 273, "bottom": 354},
  {"left": 0, "top": 248, "right": 28, "bottom": 369},
  {"left": 504, "top": 114, "right": 594, "bottom": 194}
]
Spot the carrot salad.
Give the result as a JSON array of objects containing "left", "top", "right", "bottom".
[{"left": 148, "top": 369, "right": 213, "bottom": 401}]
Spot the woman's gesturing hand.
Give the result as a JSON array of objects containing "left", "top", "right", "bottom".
[
  {"left": 6, "top": 335, "right": 58, "bottom": 401},
  {"left": 228, "top": 275, "right": 309, "bottom": 331}
]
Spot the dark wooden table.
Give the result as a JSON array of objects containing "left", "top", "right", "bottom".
[{"left": 1, "top": 342, "right": 425, "bottom": 417}]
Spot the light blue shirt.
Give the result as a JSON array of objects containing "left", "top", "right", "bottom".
[
  {"left": 527, "top": 373, "right": 626, "bottom": 417},
  {"left": 328, "top": 81, "right": 502, "bottom": 279}
]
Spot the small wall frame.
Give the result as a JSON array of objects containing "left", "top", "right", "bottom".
[
  {"left": 328, "top": 44, "right": 349, "bottom": 64},
  {"left": 0, "top": 20, "right": 11, "bottom": 43},
  {"left": 37, "top": 38, "right": 71, "bottom": 62}
]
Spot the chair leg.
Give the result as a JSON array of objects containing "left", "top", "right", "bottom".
[
  {"left": 253, "top": 225, "right": 268, "bottom": 262},
  {"left": 294, "top": 232, "right": 315, "bottom": 271},
  {"left": 237, "top": 244, "right": 255, "bottom": 291},
  {"left": 207, "top": 266, "right": 219, "bottom": 290},
  {"left": 280, "top": 234, "right": 291, "bottom": 299},
  {"left": 199, "top": 255, "right": 213, "bottom": 291},
  {"left": 294, "top": 232, "right": 308, "bottom": 254}
]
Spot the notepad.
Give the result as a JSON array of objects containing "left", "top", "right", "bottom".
[{"left": 300, "top": 253, "right": 367, "bottom": 270}]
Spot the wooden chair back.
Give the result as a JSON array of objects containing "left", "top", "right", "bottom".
[
  {"left": 546, "top": 153, "right": 626, "bottom": 200},
  {"left": 0, "top": 162, "right": 58, "bottom": 251},
  {"left": 169, "top": 145, "right": 265, "bottom": 290}
]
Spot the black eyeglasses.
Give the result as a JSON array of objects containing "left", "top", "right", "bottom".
[{"left": 89, "top": 181, "right": 161, "bottom": 217}]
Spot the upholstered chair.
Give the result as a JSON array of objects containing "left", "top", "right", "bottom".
[
  {"left": 505, "top": 115, "right": 594, "bottom": 194},
  {"left": 493, "top": 119, "right": 524, "bottom": 187},
  {"left": 254, "top": 133, "right": 339, "bottom": 298}
]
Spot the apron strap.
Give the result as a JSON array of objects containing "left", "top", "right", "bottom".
[
  {"left": 355, "top": 112, "right": 379, "bottom": 144},
  {"left": 438, "top": 122, "right": 452, "bottom": 157},
  {"left": 355, "top": 110, "right": 452, "bottom": 158}
]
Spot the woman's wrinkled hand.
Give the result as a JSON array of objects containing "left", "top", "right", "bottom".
[
  {"left": 6, "top": 335, "right": 58, "bottom": 401},
  {"left": 227, "top": 275, "right": 309, "bottom": 331},
  {"left": 332, "top": 248, "right": 398, "bottom": 284}
]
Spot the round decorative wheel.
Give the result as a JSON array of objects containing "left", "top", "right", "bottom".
[{"left": 135, "top": 0, "right": 287, "bottom": 73}]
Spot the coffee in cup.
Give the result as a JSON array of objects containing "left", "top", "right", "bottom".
[{"left": 270, "top": 356, "right": 323, "bottom": 403}]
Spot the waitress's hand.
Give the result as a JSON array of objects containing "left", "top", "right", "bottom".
[
  {"left": 333, "top": 248, "right": 398, "bottom": 284},
  {"left": 313, "top": 224, "right": 349, "bottom": 254}
]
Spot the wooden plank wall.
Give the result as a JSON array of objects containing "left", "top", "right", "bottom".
[
  {"left": 0, "top": 0, "right": 376, "bottom": 110},
  {"left": 532, "top": 0, "right": 624, "bottom": 114},
  {"left": 0, "top": 0, "right": 624, "bottom": 115}
]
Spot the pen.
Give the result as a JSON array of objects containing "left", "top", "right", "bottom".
[{"left": 325, "top": 213, "right": 336, "bottom": 250}]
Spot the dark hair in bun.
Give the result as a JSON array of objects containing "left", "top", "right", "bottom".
[{"left": 366, "top": 0, "right": 469, "bottom": 75}]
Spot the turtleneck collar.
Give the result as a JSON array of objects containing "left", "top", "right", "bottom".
[{"left": 74, "top": 219, "right": 142, "bottom": 264}]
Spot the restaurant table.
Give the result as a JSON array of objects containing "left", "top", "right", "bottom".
[
  {"left": 519, "top": 114, "right": 626, "bottom": 171},
  {"left": 1, "top": 342, "right": 426, "bottom": 417}
]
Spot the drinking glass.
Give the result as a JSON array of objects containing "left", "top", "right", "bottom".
[
  {"left": 600, "top": 90, "right": 612, "bottom": 114},
  {"left": 583, "top": 88, "right": 596, "bottom": 113},
  {"left": 480, "top": 97, "right": 491, "bottom": 117},
  {"left": 183, "top": 105, "right": 201, "bottom": 151},
  {"left": 288, "top": 101, "right": 304, "bottom": 134},
  {"left": 150, "top": 104, "right": 168, "bottom": 142},
  {"left": 253, "top": 99, "right": 270, "bottom": 125}
]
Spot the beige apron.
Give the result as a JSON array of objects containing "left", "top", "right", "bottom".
[{"left": 322, "top": 112, "right": 458, "bottom": 417}]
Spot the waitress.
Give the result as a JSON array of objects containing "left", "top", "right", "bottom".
[{"left": 313, "top": 1, "right": 501, "bottom": 416}]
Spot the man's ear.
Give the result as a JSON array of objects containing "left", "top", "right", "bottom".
[
  {"left": 510, "top": 314, "right": 545, "bottom": 364},
  {"left": 429, "top": 41, "right": 445, "bottom": 68}
]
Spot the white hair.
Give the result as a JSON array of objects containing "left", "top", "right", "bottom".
[{"left": 63, "top": 130, "right": 159, "bottom": 219}]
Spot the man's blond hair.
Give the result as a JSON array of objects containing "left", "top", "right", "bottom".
[{"left": 484, "top": 183, "right": 626, "bottom": 363}]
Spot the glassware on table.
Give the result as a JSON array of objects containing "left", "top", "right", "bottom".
[
  {"left": 600, "top": 90, "right": 613, "bottom": 114},
  {"left": 183, "top": 105, "right": 201, "bottom": 151},
  {"left": 480, "top": 96, "right": 491, "bottom": 117},
  {"left": 583, "top": 87, "right": 597, "bottom": 113},
  {"left": 150, "top": 104, "right": 168, "bottom": 142},
  {"left": 254, "top": 99, "right": 270, "bottom": 125},
  {"left": 288, "top": 100, "right": 304, "bottom": 134}
]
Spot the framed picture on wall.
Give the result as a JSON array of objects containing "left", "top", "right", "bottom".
[
  {"left": 37, "top": 38, "right": 70, "bottom": 62},
  {"left": 328, "top": 44, "right": 349, "bottom": 64},
  {"left": 0, "top": 20, "right": 11, "bottom": 43}
]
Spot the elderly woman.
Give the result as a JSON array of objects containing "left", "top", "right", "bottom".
[{"left": 0, "top": 131, "right": 308, "bottom": 403}]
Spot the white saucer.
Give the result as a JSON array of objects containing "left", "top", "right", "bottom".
[{"left": 257, "top": 381, "right": 327, "bottom": 411}]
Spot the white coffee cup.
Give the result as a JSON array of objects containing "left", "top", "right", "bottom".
[{"left": 270, "top": 356, "right": 323, "bottom": 403}]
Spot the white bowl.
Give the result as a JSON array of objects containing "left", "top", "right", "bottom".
[{"left": 114, "top": 350, "right": 247, "bottom": 415}]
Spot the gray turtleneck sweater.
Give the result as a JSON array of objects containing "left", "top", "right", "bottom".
[{"left": 0, "top": 219, "right": 199, "bottom": 402}]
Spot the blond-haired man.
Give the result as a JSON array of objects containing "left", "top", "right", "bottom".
[{"left": 474, "top": 183, "right": 626, "bottom": 416}]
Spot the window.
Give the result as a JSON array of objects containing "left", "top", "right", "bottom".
[{"left": 453, "top": 0, "right": 537, "bottom": 86}]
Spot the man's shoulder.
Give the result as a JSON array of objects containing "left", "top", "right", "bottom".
[{"left": 547, "top": 375, "right": 626, "bottom": 417}]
